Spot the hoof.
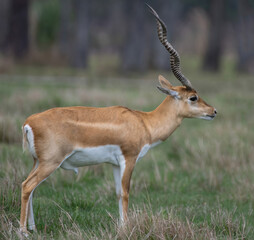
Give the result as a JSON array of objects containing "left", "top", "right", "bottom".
[
  {"left": 20, "top": 228, "right": 30, "bottom": 237},
  {"left": 28, "top": 224, "right": 36, "bottom": 231}
]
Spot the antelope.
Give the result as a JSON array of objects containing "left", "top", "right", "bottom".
[{"left": 20, "top": 5, "right": 217, "bottom": 234}]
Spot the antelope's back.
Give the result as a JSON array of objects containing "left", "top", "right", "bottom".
[{"left": 23, "top": 106, "right": 151, "bottom": 159}]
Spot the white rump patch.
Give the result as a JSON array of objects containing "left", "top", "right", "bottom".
[
  {"left": 23, "top": 124, "right": 37, "bottom": 158},
  {"left": 60, "top": 145, "right": 123, "bottom": 173}
]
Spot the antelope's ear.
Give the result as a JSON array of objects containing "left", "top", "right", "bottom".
[
  {"left": 157, "top": 75, "right": 179, "bottom": 98},
  {"left": 158, "top": 75, "right": 173, "bottom": 89},
  {"left": 157, "top": 86, "right": 179, "bottom": 98}
]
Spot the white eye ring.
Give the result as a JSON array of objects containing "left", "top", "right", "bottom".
[{"left": 189, "top": 95, "right": 198, "bottom": 102}]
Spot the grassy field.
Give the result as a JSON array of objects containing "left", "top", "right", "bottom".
[{"left": 0, "top": 59, "right": 254, "bottom": 239}]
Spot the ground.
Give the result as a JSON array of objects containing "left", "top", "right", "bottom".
[{"left": 0, "top": 57, "right": 254, "bottom": 239}]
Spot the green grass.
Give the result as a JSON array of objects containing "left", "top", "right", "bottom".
[{"left": 0, "top": 60, "right": 254, "bottom": 239}]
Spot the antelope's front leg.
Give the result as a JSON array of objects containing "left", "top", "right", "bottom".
[
  {"left": 113, "top": 155, "right": 135, "bottom": 223},
  {"left": 113, "top": 166, "right": 124, "bottom": 222}
]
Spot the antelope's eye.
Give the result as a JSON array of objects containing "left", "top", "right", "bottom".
[{"left": 189, "top": 96, "right": 198, "bottom": 102}]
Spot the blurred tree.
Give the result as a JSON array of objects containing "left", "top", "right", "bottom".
[
  {"left": 235, "top": 0, "right": 254, "bottom": 74},
  {"left": 2, "top": 0, "right": 254, "bottom": 75},
  {"left": 71, "top": 0, "right": 90, "bottom": 68},
  {"left": 59, "top": 0, "right": 72, "bottom": 58},
  {"left": 6, "top": 0, "right": 29, "bottom": 58},
  {"left": 202, "top": 0, "right": 225, "bottom": 71},
  {"left": 36, "top": 0, "right": 60, "bottom": 48},
  {"left": 121, "top": 0, "right": 149, "bottom": 72},
  {"left": 121, "top": 0, "right": 184, "bottom": 72},
  {"left": 88, "top": 0, "right": 126, "bottom": 53},
  {"left": 0, "top": 0, "right": 10, "bottom": 51}
]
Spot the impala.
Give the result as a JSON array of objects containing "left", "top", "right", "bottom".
[{"left": 20, "top": 5, "right": 216, "bottom": 234}]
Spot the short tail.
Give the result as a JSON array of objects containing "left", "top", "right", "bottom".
[
  {"left": 22, "top": 124, "right": 37, "bottom": 158},
  {"left": 22, "top": 125, "right": 28, "bottom": 153}
]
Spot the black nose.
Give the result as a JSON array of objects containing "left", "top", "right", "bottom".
[{"left": 214, "top": 109, "right": 217, "bottom": 114}]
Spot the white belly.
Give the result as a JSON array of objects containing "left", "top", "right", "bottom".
[
  {"left": 60, "top": 145, "right": 123, "bottom": 173},
  {"left": 60, "top": 141, "right": 162, "bottom": 173}
]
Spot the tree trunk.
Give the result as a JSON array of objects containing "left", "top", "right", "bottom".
[
  {"left": 7, "top": 0, "right": 29, "bottom": 58},
  {"left": 59, "top": 0, "right": 72, "bottom": 58},
  {"left": 202, "top": 0, "right": 225, "bottom": 71},
  {"left": 121, "top": 0, "right": 150, "bottom": 72},
  {"left": 0, "top": 0, "right": 10, "bottom": 52},
  {"left": 235, "top": 0, "right": 254, "bottom": 74},
  {"left": 71, "top": 0, "right": 89, "bottom": 68}
]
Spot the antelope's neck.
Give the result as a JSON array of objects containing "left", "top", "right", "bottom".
[{"left": 144, "top": 96, "right": 183, "bottom": 143}]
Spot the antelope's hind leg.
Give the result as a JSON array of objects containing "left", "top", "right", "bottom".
[
  {"left": 20, "top": 161, "right": 58, "bottom": 234},
  {"left": 27, "top": 158, "right": 39, "bottom": 231}
]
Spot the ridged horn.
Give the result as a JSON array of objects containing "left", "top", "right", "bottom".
[{"left": 146, "top": 4, "right": 193, "bottom": 90}]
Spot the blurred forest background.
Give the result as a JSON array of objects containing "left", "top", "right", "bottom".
[
  {"left": 1, "top": 0, "right": 254, "bottom": 74},
  {"left": 1, "top": 1, "right": 254, "bottom": 239}
]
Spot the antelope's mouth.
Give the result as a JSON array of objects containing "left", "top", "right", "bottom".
[
  {"left": 199, "top": 114, "right": 216, "bottom": 120},
  {"left": 206, "top": 114, "right": 216, "bottom": 119}
]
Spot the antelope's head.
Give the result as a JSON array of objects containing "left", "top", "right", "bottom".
[{"left": 148, "top": 4, "right": 217, "bottom": 120}]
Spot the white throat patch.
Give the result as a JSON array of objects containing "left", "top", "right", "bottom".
[{"left": 136, "top": 140, "right": 162, "bottom": 162}]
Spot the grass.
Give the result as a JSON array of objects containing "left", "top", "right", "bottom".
[{"left": 0, "top": 58, "right": 254, "bottom": 239}]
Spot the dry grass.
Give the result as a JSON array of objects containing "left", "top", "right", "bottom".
[
  {"left": 0, "top": 151, "right": 25, "bottom": 210},
  {"left": 53, "top": 205, "right": 248, "bottom": 240},
  {"left": 0, "top": 206, "right": 248, "bottom": 240},
  {"left": 114, "top": 207, "right": 213, "bottom": 240},
  {"left": 0, "top": 64, "right": 254, "bottom": 239},
  {"left": 0, "top": 211, "right": 23, "bottom": 240},
  {"left": 0, "top": 116, "right": 21, "bottom": 144}
]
